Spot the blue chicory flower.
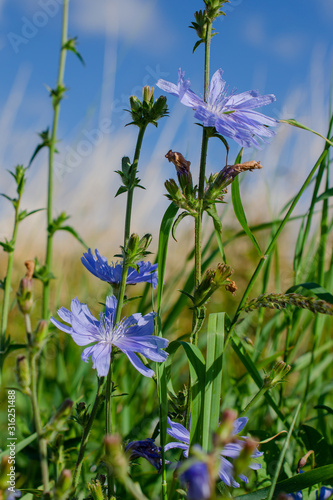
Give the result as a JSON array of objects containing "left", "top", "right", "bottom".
[
  {"left": 50, "top": 295, "right": 168, "bottom": 377},
  {"left": 288, "top": 485, "right": 333, "bottom": 500},
  {"left": 81, "top": 249, "right": 158, "bottom": 289},
  {"left": 157, "top": 68, "right": 278, "bottom": 148},
  {"left": 165, "top": 416, "right": 262, "bottom": 487},
  {"left": 317, "top": 487, "right": 333, "bottom": 500},
  {"left": 180, "top": 461, "right": 211, "bottom": 500},
  {"left": 125, "top": 438, "right": 162, "bottom": 472},
  {"left": 5, "top": 489, "right": 21, "bottom": 500}
]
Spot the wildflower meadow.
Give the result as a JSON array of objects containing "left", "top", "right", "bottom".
[{"left": 0, "top": 1, "right": 332, "bottom": 499}]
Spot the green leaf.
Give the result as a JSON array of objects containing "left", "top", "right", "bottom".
[
  {"left": 280, "top": 118, "right": 333, "bottom": 147},
  {"left": 0, "top": 432, "right": 37, "bottom": 459},
  {"left": 206, "top": 204, "right": 226, "bottom": 262},
  {"left": 172, "top": 211, "right": 191, "bottom": 242},
  {"left": 0, "top": 240, "right": 14, "bottom": 253},
  {"left": 316, "top": 187, "right": 333, "bottom": 202},
  {"left": 266, "top": 404, "right": 301, "bottom": 500},
  {"left": 231, "top": 175, "right": 262, "bottom": 256},
  {"left": 18, "top": 208, "right": 44, "bottom": 222},
  {"left": 235, "top": 464, "right": 333, "bottom": 500},
  {"left": 287, "top": 282, "right": 333, "bottom": 304},
  {"left": 192, "top": 39, "right": 203, "bottom": 53},
  {"left": 57, "top": 225, "right": 88, "bottom": 249},
  {"left": 157, "top": 203, "right": 179, "bottom": 312},
  {"left": 202, "top": 313, "right": 224, "bottom": 452},
  {"left": 0, "top": 193, "right": 15, "bottom": 203},
  {"left": 180, "top": 341, "right": 206, "bottom": 446},
  {"left": 314, "top": 404, "right": 333, "bottom": 415},
  {"left": 115, "top": 185, "right": 128, "bottom": 197}
]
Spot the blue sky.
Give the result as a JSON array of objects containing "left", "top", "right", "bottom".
[
  {"left": 1, "top": 1, "right": 332, "bottom": 151},
  {"left": 0, "top": 0, "right": 332, "bottom": 252}
]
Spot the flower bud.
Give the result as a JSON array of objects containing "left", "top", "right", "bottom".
[
  {"left": 34, "top": 320, "right": 49, "bottom": 348},
  {"left": 165, "top": 150, "right": 193, "bottom": 194},
  {"left": 17, "top": 260, "right": 35, "bottom": 315},
  {"left": 54, "top": 469, "right": 72, "bottom": 500},
  {"left": 16, "top": 355, "right": 31, "bottom": 395},
  {"left": 263, "top": 361, "right": 291, "bottom": 388},
  {"left": 127, "top": 89, "right": 168, "bottom": 127},
  {"left": 129, "top": 95, "right": 141, "bottom": 114},
  {"left": 127, "top": 233, "right": 140, "bottom": 255},
  {"left": 73, "top": 402, "right": 90, "bottom": 427},
  {"left": 193, "top": 264, "right": 234, "bottom": 307},
  {"left": 87, "top": 480, "right": 104, "bottom": 500},
  {"left": 142, "top": 85, "right": 154, "bottom": 104},
  {"left": 152, "top": 95, "right": 168, "bottom": 120},
  {"left": 139, "top": 233, "right": 152, "bottom": 252},
  {"left": 165, "top": 179, "right": 184, "bottom": 204}
]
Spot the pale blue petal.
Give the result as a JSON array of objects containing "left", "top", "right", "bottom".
[{"left": 123, "top": 350, "right": 155, "bottom": 377}]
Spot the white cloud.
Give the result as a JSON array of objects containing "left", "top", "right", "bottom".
[
  {"left": 72, "top": 0, "right": 174, "bottom": 53},
  {"left": 272, "top": 34, "right": 305, "bottom": 60},
  {"left": 243, "top": 15, "right": 266, "bottom": 47}
]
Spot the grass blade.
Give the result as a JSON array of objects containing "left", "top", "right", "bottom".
[{"left": 202, "top": 312, "right": 224, "bottom": 451}]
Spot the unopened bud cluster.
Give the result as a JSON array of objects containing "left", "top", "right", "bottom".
[
  {"left": 204, "top": 161, "right": 262, "bottom": 207},
  {"left": 17, "top": 260, "right": 35, "bottom": 315},
  {"left": 122, "top": 233, "right": 152, "bottom": 267},
  {"left": 164, "top": 150, "right": 198, "bottom": 215},
  {"left": 128, "top": 86, "right": 168, "bottom": 128},
  {"left": 263, "top": 361, "right": 291, "bottom": 388},
  {"left": 190, "top": 1, "right": 230, "bottom": 53},
  {"left": 87, "top": 480, "right": 105, "bottom": 500},
  {"left": 193, "top": 263, "right": 236, "bottom": 308}
]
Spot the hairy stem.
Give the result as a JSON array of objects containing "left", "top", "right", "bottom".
[
  {"left": 0, "top": 192, "right": 22, "bottom": 366},
  {"left": 124, "top": 125, "right": 147, "bottom": 247},
  {"left": 42, "top": 0, "right": 69, "bottom": 319}
]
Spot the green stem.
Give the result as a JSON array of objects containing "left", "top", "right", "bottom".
[
  {"left": 204, "top": 20, "right": 212, "bottom": 101},
  {"left": 1, "top": 194, "right": 22, "bottom": 361},
  {"left": 42, "top": 0, "right": 69, "bottom": 319},
  {"left": 124, "top": 125, "right": 147, "bottom": 247},
  {"left": 225, "top": 148, "right": 328, "bottom": 347},
  {"left": 191, "top": 16, "right": 212, "bottom": 345},
  {"left": 239, "top": 385, "right": 269, "bottom": 416},
  {"left": 72, "top": 377, "right": 104, "bottom": 490},
  {"left": 106, "top": 122, "right": 147, "bottom": 498}
]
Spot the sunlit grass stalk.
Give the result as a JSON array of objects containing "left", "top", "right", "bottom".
[
  {"left": 72, "top": 377, "right": 104, "bottom": 490},
  {"left": 225, "top": 148, "right": 329, "bottom": 346},
  {"left": 42, "top": 0, "right": 69, "bottom": 319},
  {"left": 0, "top": 191, "right": 22, "bottom": 358}
]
